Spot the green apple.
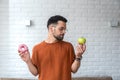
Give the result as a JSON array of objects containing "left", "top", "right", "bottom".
[{"left": 78, "top": 37, "right": 86, "bottom": 44}]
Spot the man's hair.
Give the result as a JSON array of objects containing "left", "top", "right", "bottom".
[{"left": 47, "top": 15, "right": 67, "bottom": 28}]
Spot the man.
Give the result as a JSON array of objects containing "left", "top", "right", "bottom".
[{"left": 19, "top": 15, "right": 86, "bottom": 80}]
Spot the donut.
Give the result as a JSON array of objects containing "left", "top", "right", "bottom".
[{"left": 18, "top": 44, "right": 28, "bottom": 53}]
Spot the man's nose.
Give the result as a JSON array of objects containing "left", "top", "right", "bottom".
[{"left": 63, "top": 29, "right": 67, "bottom": 33}]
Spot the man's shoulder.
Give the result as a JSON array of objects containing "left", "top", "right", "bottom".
[
  {"left": 33, "top": 41, "right": 45, "bottom": 49},
  {"left": 61, "top": 41, "right": 73, "bottom": 46},
  {"left": 61, "top": 41, "right": 74, "bottom": 51}
]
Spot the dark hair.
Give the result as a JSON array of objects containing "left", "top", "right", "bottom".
[{"left": 47, "top": 15, "right": 67, "bottom": 28}]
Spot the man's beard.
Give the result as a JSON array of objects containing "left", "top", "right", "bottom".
[{"left": 53, "top": 35, "right": 64, "bottom": 41}]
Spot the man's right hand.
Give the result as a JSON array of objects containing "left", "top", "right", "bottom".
[
  {"left": 18, "top": 50, "right": 31, "bottom": 63},
  {"left": 18, "top": 50, "right": 38, "bottom": 76}
]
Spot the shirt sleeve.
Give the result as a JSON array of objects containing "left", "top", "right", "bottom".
[
  {"left": 31, "top": 46, "right": 38, "bottom": 68},
  {"left": 69, "top": 43, "right": 75, "bottom": 66}
]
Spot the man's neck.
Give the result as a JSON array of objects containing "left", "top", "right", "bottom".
[{"left": 45, "top": 35, "right": 58, "bottom": 43}]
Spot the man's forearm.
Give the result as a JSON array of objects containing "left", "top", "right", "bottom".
[
  {"left": 71, "top": 59, "right": 81, "bottom": 73},
  {"left": 26, "top": 60, "right": 38, "bottom": 76}
]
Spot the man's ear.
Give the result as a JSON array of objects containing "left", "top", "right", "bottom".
[{"left": 49, "top": 24, "right": 54, "bottom": 32}]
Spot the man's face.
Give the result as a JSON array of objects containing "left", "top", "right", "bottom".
[{"left": 52, "top": 21, "right": 67, "bottom": 41}]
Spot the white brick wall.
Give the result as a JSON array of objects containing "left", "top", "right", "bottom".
[
  {"left": 0, "top": 0, "right": 9, "bottom": 77},
  {"left": 0, "top": 0, "right": 120, "bottom": 80}
]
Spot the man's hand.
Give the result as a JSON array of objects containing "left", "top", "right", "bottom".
[
  {"left": 71, "top": 43, "right": 86, "bottom": 73},
  {"left": 18, "top": 50, "right": 38, "bottom": 76},
  {"left": 75, "top": 43, "right": 86, "bottom": 58},
  {"left": 18, "top": 50, "right": 31, "bottom": 63}
]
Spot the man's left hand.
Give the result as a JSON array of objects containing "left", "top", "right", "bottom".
[{"left": 75, "top": 44, "right": 86, "bottom": 58}]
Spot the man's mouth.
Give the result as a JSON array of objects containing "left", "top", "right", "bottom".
[{"left": 60, "top": 34, "right": 64, "bottom": 37}]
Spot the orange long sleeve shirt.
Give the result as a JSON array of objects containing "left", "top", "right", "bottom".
[{"left": 32, "top": 41, "right": 75, "bottom": 80}]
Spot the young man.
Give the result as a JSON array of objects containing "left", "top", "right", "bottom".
[{"left": 19, "top": 15, "right": 86, "bottom": 80}]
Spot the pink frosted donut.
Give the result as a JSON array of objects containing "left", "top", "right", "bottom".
[{"left": 18, "top": 44, "right": 28, "bottom": 53}]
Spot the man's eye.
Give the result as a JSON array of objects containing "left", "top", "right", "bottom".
[{"left": 59, "top": 28, "right": 64, "bottom": 30}]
